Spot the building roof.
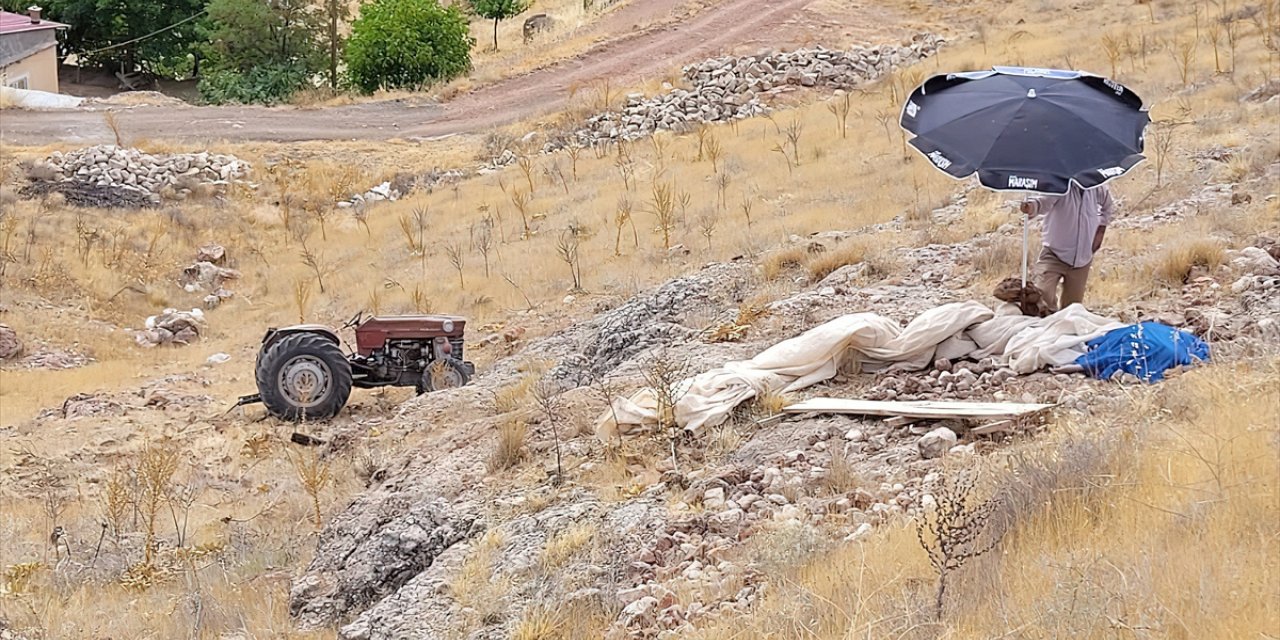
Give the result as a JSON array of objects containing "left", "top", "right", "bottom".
[{"left": 0, "top": 10, "right": 67, "bottom": 35}]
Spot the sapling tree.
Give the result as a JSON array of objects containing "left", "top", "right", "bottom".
[
  {"left": 638, "top": 349, "right": 693, "bottom": 471},
  {"left": 532, "top": 378, "right": 565, "bottom": 482},
  {"left": 472, "top": 0, "right": 530, "bottom": 51},
  {"left": 555, "top": 229, "right": 583, "bottom": 292},
  {"left": 916, "top": 469, "right": 1006, "bottom": 620}
]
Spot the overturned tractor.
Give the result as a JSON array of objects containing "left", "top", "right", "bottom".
[{"left": 240, "top": 314, "right": 475, "bottom": 421}]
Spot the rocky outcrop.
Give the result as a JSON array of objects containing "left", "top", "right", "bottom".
[
  {"left": 541, "top": 261, "right": 756, "bottom": 387},
  {"left": 291, "top": 496, "right": 483, "bottom": 630},
  {"left": 0, "top": 324, "right": 22, "bottom": 360}
]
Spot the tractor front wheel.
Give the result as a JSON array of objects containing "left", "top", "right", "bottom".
[
  {"left": 416, "top": 357, "right": 471, "bottom": 394},
  {"left": 255, "top": 333, "right": 353, "bottom": 421}
]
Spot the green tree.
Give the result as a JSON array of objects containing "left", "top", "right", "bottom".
[
  {"left": 41, "top": 0, "right": 208, "bottom": 77},
  {"left": 198, "top": 0, "right": 322, "bottom": 103},
  {"left": 471, "top": 0, "right": 529, "bottom": 51},
  {"left": 203, "top": 0, "right": 320, "bottom": 72},
  {"left": 345, "top": 0, "right": 472, "bottom": 94}
]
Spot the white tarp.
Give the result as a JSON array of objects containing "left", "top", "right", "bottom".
[
  {"left": 597, "top": 302, "right": 1124, "bottom": 440},
  {"left": 0, "top": 86, "right": 84, "bottom": 110}
]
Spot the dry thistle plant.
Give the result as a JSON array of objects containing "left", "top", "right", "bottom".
[
  {"left": 287, "top": 446, "right": 333, "bottom": 529},
  {"left": 615, "top": 147, "right": 636, "bottom": 191},
  {"left": 698, "top": 210, "right": 718, "bottom": 250},
  {"left": 716, "top": 171, "right": 732, "bottom": 210},
  {"left": 614, "top": 196, "right": 638, "bottom": 256},
  {"left": 138, "top": 442, "right": 179, "bottom": 566},
  {"left": 511, "top": 189, "right": 532, "bottom": 238},
  {"left": 292, "top": 278, "right": 313, "bottom": 323},
  {"left": 1152, "top": 126, "right": 1177, "bottom": 188},
  {"left": 566, "top": 145, "right": 582, "bottom": 180},
  {"left": 1207, "top": 21, "right": 1224, "bottom": 73},
  {"left": 827, "top": 92, "right": 853, "bottom": 139},
  {"left": 874, "top": 109, "right": 893, "bottom": 143},
  {"left": 518, "top": 156, "right": 536, "bottom": 194},
  {"left": 398, "top": 207, "right": 428, "bottom": 255},
  {"left": 472, "top": 221, "right": 495, "bottom": 278},
  {"left": 1102, "top": 33, "right": 1124, "bottom": 78},
  {"left": 704, "top": 134, "right": 724, "bottom": 173},
  {"left": 650, "top": 181, "right": 677, "bottom": 251},
  {"left": 102, "top": 110, "right": 126, "bottom": 146},
  {"left": 1173, "top": 38, "right": 1198, "bottom": 86},
  {"left": 916, "top": 468, "right": 1006, "bottom": 620},
  {"left": 444, "top": 241, "right": 466, "bottom": 288},
  {"left": 102, "top": 464, "right": 134, "bottom": 545},
  {"left": 587, "top": 371, "right": 625, "bottom": 444},
  {"left": 299, "top": 235, "right": 331, "bottom": 293}
]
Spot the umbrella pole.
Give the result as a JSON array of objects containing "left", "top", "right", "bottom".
[{"left": 1021, "top": 212, "right": 1029, "bottom": 287}]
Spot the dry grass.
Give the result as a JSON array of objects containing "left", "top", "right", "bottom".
[
  {"left": 805, "top": 239, "right": 871, "bottom": 281},
  {"left": 488, "top": 417, "right": 529, "bottom": 472},
  {"left": 450, "top": 530, "right": 511, "bottom": 629},
  {"left": 1152, "top": 236, "right": 1227, "bottom": 286},
  {"left": 538, "top": 522, "right": 597, "bottom": 572},
  {"left": 762, "top": 244, "right": 812, "bottom": 281},
  {"left": 819, "top": 443, "right": 861, "bottom": 495},
  {"left": 695, "top": 358, "right": 1280, "bottom": 638},
  {"left": 968, "top": 234, "right": 1023, "bottom": 283}
]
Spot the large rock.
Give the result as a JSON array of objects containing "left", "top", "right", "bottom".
[
  {"left": 0, "top": 324, "right": 22, "bottom": 360},
  {"left": 917, "top": 427, "right": 958, "bottom": 459},
  {"left": 290, "top": 497, "right": 482, "bottom": 630}
]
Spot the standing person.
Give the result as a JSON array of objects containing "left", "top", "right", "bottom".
[{"left": 1019, "top": 182, "right": 1116, "bottom": 311}]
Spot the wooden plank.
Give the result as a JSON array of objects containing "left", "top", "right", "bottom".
[
  {"left": 969, "top": 420, "right": 1014, "bottom": 435},
  {"left": 883, "top": 416, "right": 918, "bottom": 428},
  {"left": 783, "top": 398, "right": 1054, "bottom": 420},
  {"left": 753, "top": 413, "right": 787, "bottom": 428}
]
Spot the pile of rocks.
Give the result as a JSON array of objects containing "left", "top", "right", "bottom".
[
  {"left": 135, "top": 308, "right": 205, "bottom": 347},
  {"left": 565, "top": 34, "right": 943, "bottom": 145},
  {"left": 37, "top": 145, "right": 250, "bottom": 198},
  {"left": 18, "top": 179, "right": 158, "bottom": 208},
  {"left": 179, "top": 244, "right": 240, "bottom": 309},
  {"left": 338, "top": 181, "right": 403, "bottom": 209}
]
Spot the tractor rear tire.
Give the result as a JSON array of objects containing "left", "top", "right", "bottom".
[
  {"left": 416, "top": 357, "right": 471, "bottom": 394},
  {"left": 255, "top": 332, "right": 352, "bottom": 421}
]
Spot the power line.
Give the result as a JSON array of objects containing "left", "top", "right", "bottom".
[{"left": 61, "top": 9, "right": 208, "bottom": 60}]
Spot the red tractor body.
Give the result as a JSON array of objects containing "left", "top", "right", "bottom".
[{"left": 353, "top": 315, "right": 467, "bottom": 356}]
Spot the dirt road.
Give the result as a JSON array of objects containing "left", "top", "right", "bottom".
[{"left": 0, "top": 0, "right": 815, "bottom": 146}]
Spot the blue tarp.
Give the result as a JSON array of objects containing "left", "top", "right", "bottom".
[{"left": 1075, "top": 322, "right": 1210, "bottom": 382}]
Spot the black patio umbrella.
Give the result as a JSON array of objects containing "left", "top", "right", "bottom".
[{"left": 900, "top": 66, "right": 1151, "bottom": 284}]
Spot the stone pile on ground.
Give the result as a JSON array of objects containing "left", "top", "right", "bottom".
[
  {"left": 134, "top": 308, "right": 205, "bottom": 347},
  {"left": 37, "top": 145, "right": 250, "bottom": 199},
  {"left": 563, "top": 34, "right": 943, "bottom": 145},
  {"left": 179, "top": 244, "right": 240, "bottom": 309},
  {"left": 18, "top": 179, "right": 157, "bottom": 208}
]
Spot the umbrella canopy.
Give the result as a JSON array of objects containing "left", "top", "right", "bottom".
[{"left": 900, "top": 66, "right": 1151, "bottom": 194}]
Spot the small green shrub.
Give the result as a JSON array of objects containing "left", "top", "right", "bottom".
[{"left": 198, "top": 64, "right": 311, "bottom": 105}]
